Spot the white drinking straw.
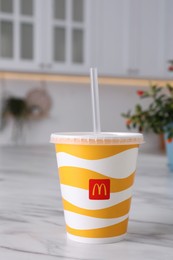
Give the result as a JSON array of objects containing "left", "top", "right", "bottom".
[{"left": 90, "top": 67, "right": 101, "bottom": 133}]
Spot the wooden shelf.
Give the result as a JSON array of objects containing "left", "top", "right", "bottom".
[{"left": 0, "top": 71, "right": 173, "bottom": 87}]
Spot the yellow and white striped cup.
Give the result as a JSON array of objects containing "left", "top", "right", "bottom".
[{"left": 51, "top": 132, "right": 144, "bottom": 244}]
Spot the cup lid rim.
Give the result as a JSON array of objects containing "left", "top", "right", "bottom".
[{"left": 50, "top": 132, "right": 144, "bottom": 145}]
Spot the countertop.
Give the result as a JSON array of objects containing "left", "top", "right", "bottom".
[{"left": 0, "top": 146, "right": 173, "bottom": 260}]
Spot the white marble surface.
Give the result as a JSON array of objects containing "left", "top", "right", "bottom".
[{"left": 0, "top": 145, "right": 173, "bottom": 260}]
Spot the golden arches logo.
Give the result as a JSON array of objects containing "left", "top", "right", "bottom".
[
  {"left": 92, "top": 183, "right": 107, "bottom": 196},
  {"left": 89, "top": 179, "right": 110, "bottom": 200}
]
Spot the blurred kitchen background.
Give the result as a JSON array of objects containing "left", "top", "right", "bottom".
[{"left": 0, "top": 0, "right": 173, "bottom": 153}]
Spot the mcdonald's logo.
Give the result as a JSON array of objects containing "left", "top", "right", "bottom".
[{"left": 89, "top": 179, "right": 110, "bottom": 200}]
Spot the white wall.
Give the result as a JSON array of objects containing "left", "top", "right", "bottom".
[{"left": 0, "top": 79, "right": 161, "bottom": 153}]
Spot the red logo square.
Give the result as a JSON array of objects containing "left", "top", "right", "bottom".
[{"left": 89, "top": 179, "right": 110, "bottom": 200}]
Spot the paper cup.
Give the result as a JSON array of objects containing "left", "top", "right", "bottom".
[{"left": 50, "top": 132, "right": 144, "bottom": 244}]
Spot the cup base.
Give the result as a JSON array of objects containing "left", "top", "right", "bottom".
[{"left": 67, "top": 233, "right": 127, "bottom": 244}]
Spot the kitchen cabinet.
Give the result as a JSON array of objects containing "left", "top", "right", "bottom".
[
  {"left": 44, "top": 0, "right": 89, "bottom": 74},
  {"left": 127, "top": 0, "right": 166, "bottom": 78},
  {"left": 0, "top": 0, "right": 42, "bottom": 71},
  {"left": 164, "top": 0, "right": 173, "bottom": 79},
  {"left": 91, "top": 0, "right": 173, "bottom": 78},
  {"left": 89, "top": 0, "right": 129, "bottom": 76},
  {"left": 0, "top": 0, "right": 89, "bottom": 73},
  {"left": 0, "top": 0, "right": 172, "bottom": 78}
]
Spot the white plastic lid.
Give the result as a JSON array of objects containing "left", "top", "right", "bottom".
[{"left": 50, "top": 132, "right": 144, "bottom": 145}]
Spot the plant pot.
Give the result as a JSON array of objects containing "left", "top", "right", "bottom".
[{"left": 164, "top": 135, "right": 173, "bottom": 172}]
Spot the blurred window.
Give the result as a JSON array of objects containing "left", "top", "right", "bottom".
[
  {"left": 52, "top": 0, "right": 85, "bottom": 64},
  {"left": 54, "top": 27, "right": 66, "bottom": 62},
  {"left": 20, "top": 23, "right": 33, "bottom": 59},
  {"left": 0, "top": 21, "right": 13, "bottom": 58},
  {"left": 72, "top": 0, "right": 83, "bottom": 22},
  {"left": 54, "top": 0, "right": 65, "bottom": 20},
  {"left": 72, "top": 29, "right": 83, "bottom": 63},
  {"left": 0, "top": 0, "right": 13, "bottom": 13},
  {"left": 20, "top": 0, "right": 33, "bottom": 16}
]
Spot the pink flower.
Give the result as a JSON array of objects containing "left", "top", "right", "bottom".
[
  {"left": 126, "top": 119, "right": 131, "bottom": 126},
  {"left": 167, "top": 138, "right": 173, "bottom": 143},
  {"left": 168, "top": 66, "right": 173, "bottom": 71},
  {"left": 137, "top": 90, "right": 144, "bottom": 96}
]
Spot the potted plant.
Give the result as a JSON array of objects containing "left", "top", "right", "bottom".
[{"left": 122, "top": 84, "right": 173, "bottom": 171}]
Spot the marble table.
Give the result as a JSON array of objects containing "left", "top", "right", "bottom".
[{"left": 0, "top": 145, "right": 173, "bottom": 260}]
